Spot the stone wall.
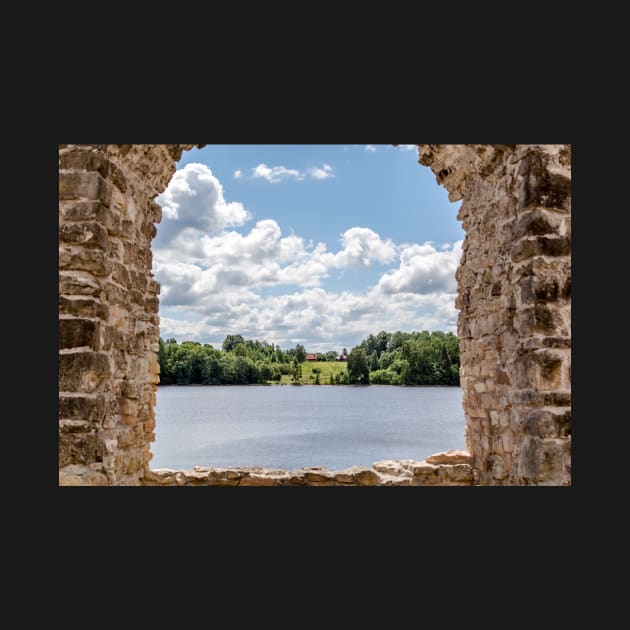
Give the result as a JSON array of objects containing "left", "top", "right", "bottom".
[
  {"left": 418, "top": 145, "right": 571, "bottom": 485},
  {"left": 58, "top": 144, "right": 571, "bottom": 486},
  {"left": 58, "top": 144, "right": 200, "bottom": 485}
]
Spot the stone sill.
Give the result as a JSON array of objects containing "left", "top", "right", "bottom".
[
  {"left": 58, "top": 450, "right": 476, "bottom": 486},
  {"left": 140, "top": 450, "right": 475, "bottom": 487}
]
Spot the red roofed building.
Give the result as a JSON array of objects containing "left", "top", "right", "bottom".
[{"left": 305, "top": 353, "right": 318, "bottom": 362}]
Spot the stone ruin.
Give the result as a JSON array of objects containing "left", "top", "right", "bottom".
[{"left": 58, "top": 144, "right": 571, "bottom": 486}]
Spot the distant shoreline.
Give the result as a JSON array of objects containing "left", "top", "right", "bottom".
[{"left": 157, "top": 383, "right": 460, "bottom": 388}]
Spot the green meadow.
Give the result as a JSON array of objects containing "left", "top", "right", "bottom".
[{"left": 278, "top": 361, "right": 348, "bottom": 385}]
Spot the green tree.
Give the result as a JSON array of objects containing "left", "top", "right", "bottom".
[
  {"left": 369, "top": 369, "right": 391, "bottom": 384},
  {"left": 258, "top": 362, "right": 273, "bottom": 382},
  {"left": 291, "top": 358, "right": 302, "bottom": 384},
  {"left": 222, "top": 334, "right": 245, "bottom": 352},
  {"left": 157, "top": 330, "right": 460, "bottom": 388},
  {"left": 347, "top": 347, "right": 370, "bottom": 384},
  {"left": 295, "top": 344, "right": 306, "bottom": 363}
]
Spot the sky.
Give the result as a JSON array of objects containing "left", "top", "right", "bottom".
[{"left": 153, "top": 144, "right": 464, "bottom": 353}]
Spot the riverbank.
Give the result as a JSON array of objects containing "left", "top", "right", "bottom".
[{"left": 158, "top": 382, "right": 460, "bottom": 387}]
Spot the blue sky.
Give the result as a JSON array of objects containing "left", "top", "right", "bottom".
[{"left": 153, "top": 144, "right": 464, "bottom": 352}]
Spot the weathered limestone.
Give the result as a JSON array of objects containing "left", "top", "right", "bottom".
[
  {"left": 59, "top": 145, "right": 202, "bottom": 485},
  {"left": 417, "top": 145, "right": 571, "bottom": 485},
  {"left": 140, "top": 455, "right": 473, "bottom": 486},
  {"left": 425, "top": 449, "right": 472, "bottom": 465},
  {"left": 59, "top": 144, "right": 571, "bottom": 486}
]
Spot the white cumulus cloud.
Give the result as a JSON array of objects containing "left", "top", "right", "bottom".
[
  {"left": 322, "top": 227, "right": 397, "bottom": 268},
  {"left": 377, "top": 241, "right": 463, "bottom": 295},
  {"left": 154, "top": 163, "right": 250, "bottom": 246},
  {"left": 153, "top": 163, "right": 461, "bottom": 350},
  {"left": 364, "top": 145, "right": 377, "bottom": 152}
]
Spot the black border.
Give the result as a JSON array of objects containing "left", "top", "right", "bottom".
[{"left": 46, "top": 91, "right": 581, "bottom": 572}]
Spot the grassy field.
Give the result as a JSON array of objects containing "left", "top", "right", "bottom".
[{"left": 278, "top": 361, "right": 348, "bottom": 385}]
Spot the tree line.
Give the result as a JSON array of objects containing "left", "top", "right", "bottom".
[{"left": 158, "top": 330, "right": 460, "bottom": 386}]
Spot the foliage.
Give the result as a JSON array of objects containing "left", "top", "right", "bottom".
[
  {"left": 290, "top": 358, "right": 303, "bottom": 385},
  {"left": 347, "top": 347, "right": 370, "bottom": 384},
  {"left": 158, "top": 330, "right": 460, "bottom": 386},
  {"left": 357, "top": 330, "right": 460, "bottom": 386}
]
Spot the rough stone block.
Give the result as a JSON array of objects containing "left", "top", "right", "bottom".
[
  {"left": 125, "top": 453, "right": 145, "bottom": 474},
  {"left": 59, "top": 272, "right": 102, "bottom": 297},
  {"left": 512, "top": 350, "right": 563, "bottom": 390},
  {"left": 59, "top": 150, "right": 127, "bottom": 193},
  {"left": 117, "top": 398, "right": 138, "bottom": 416},
  {"left": 121, "top": 380, "right": 140, "bottom": 399},
  {"left": 144, "top": 415, "right": 156, "bottom": 432},
  {"left": 513, "top": 208, "right": 561, "bottom": 239},
  {"left": 541, "top": 337, "right": 571, "bottom": 349},
  {"left": 517, "top": 436, "right": 569, "bottom": 483},
  {"left": 518, "top": 276, "right": 560, "bottom": 304},
  {"left": 59, "top": 222, "right": 109, "bottom": 250},
  {"left": 59, "top": 171, "right": 112, "bottom": 206},
  {"left": 511, "top": 237, "right": 571, "bottom": 262},
  {"left": 372, "top": 460, "right": 413, "bottom": 477},
  {"left": 142, "top": 468, "right": 183, "bottom": 486},
  {"left": 61, "top": 200, "right": 109, "bottom": 223},
  {"left": 523, "top": 409, "right": 571, "bottom": 438},
  {"left": 411, "top": 461, "right": 439, "bottom": 477},
  {"left": 484, "top": 454, "right": 506, "bottom": 480},
  {"left": 489, "top": 410, "right": 499, "bottom": 427},
  {"left": 59, "top": 296, "right": 108, "bottom": 320},
  {"left": 426, "top": 450, "right": 472, "bottom": 465},
  {"left": 350, "top": 467, "right": 379, "bottom": 485},
  {"left": 239, "top": 474, "right": 279, "bottom": 486},
  {"left": 59, "top": 419, "right": 92, "bottom": 432},
  {"left": 146, "top": 296, "right": 160, "bottom": 314},
  {"left": 521, "top": 304, "right": 558, "bottom": 335},
  {"left": 105, "top": 283, "right": 128, "bottom": 307},
  {"left": 59, "top": 351, "right": 110, "bottom": 393},
  {"left": 377, "top": 474, "right": 413, "bottom": 486},
  {"left": 59, "top": 431, "right": 104, "bottom": 467},
  {"left": 59, "top": 395, "right": 106, "bottom": 424},
  {"left": 303, "top": 470, "right": 334, "bottom": 483},
  {"left": 518, "top": 152, "right": 571, "bottom": 211},
  {"left": 513, "top": 390, "right": 571, "bottom": 406},
  {"left": 207, "top": 468, "right": 245, "bottom": 482},
  {"left": 148, "top": 200, "right": 162, "bottom": 223},
  {"left": 112, "top": 262, "right": 130, "bottom": 286},
  {"left": 59, "top": 465, "right": 108, "bottom": 486},
  {"left": 438, "top": 463, "right": 474, "bottom": 484},
  {"left": 59, "top": 248, "right": 112, "bottom": 277},
  {"left": 59, "top": 318, "right": 100, "bottom": 350}
]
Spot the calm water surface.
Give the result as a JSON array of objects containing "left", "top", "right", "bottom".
[{"left": 152, "top": 385, "right": 465, "bottom": 470}]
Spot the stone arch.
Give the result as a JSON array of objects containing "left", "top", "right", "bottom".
[{"left": 58, "top": 144, "right": 571, "bottom": 486}]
